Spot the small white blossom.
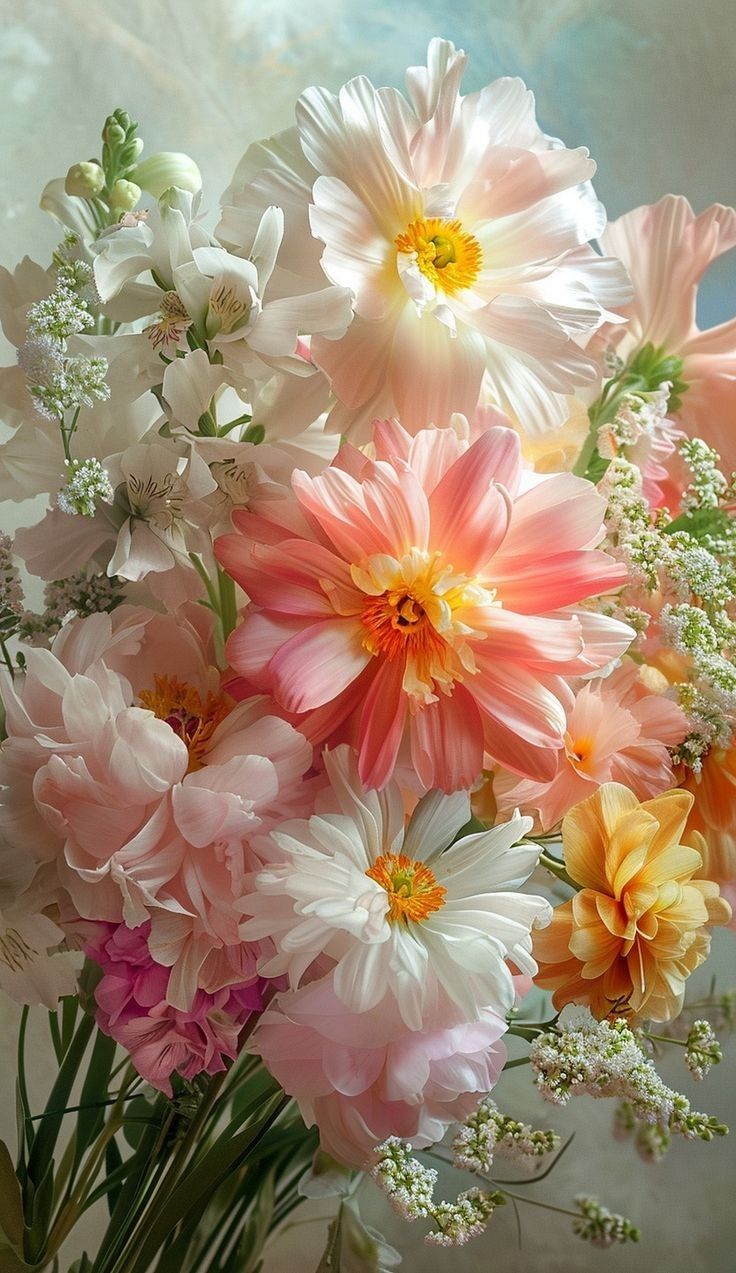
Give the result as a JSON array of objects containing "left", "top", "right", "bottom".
[
  {"left": 57, "top": 458, "right": 114, "bottom": 517},
  {"left": 685, "top": 1020, "right": 723, "bottom": 1080},
  {"left": 452, "top": 1097, "right": 559, "bottom": 1175}
]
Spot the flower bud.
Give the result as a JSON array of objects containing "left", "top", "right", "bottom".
[
  {"left": 109, "top": 179, "right": 142, "bottom": 212},
  {"left": 64, "top": 161, "right": 105, "bottom": 199},
  {"left": 104, "top": 121, "right": 126, "bottom": 146},
  {"left": 132, "top": 152, "right": 202, "bottom": 198}
]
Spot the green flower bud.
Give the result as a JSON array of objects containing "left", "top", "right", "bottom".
[
  {"left": 109, "top": 179, "right": 142, "bottom": 212},
  {"left": 104, "top": 121, "right": 126, "bottom": 146},
  {"left": 133, "top": 151, "right": 202, "bottom": 198},
  {"left": 64, "top": 161, "right": 105, "bottom": 199}
]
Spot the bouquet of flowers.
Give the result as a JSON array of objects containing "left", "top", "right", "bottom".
[{"left": 0, "top": 36, "right": 734, "bottom": 1271}]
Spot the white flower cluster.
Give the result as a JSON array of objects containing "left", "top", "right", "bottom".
[
  {"left": 57, "top": 457, "right": 114, "bottom": 516},
  {"left": 370, "top": 1138, "right": 504, "bottom": 1248},
  {"left": 572, "top": 1196, "right": 640, "bottom": 1248},
  {"left": 451, "top": 1097, "right": 559, "bottom": 1175},
  {"left": 600, "top": 451, "right": 736, "bottom": 766},
  {"left": 529, "top": 1007, "right": 728, "bottom": 1143},
  {"left": 18, "top": 263, "right": 109, "bottom": 424},
  {"left": 685, "top": 1019, "right": 723, "bottom": 1081}
]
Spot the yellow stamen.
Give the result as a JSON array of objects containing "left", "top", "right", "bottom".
[
  {"left": 395, "top": 217, "right": 482, "bottom": 294},
  {"left": 139, "top": 674, "right": 231, "bottom": 773},
  {"left": 366, "top": 853, "right": 446, "bottom": 923}
]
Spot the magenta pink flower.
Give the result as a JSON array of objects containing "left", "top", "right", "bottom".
[
  {"left": 495, "top": 662, "right": 688, "bottom": 831},
  {"left": 87, "top": 921, "right": 264, "bottom": 1097},
  {"left": 217, "top": 421, "right": 632, "bottom": 791},
  {"left": 252, "top": 976, "right": 508, "bottom": 1167}
]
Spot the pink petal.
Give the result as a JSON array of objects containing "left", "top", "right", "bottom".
[
  {"left": 429, "top": 428, "right": 520, "bottom": 571},
  {"left": 270, "top": 619, "right": 371, "bottom": 713},
  {"left": 357, "top": 657, "right": 407, "bottom": 789},
  {"left": 409, "top": 684, "right": 484, "bottom": 791}
]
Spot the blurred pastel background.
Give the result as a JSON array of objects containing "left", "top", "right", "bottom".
[{"left": 1, "top": 1, "right": 735, "bottom": 1269}]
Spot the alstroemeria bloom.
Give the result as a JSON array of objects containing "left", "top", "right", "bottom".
[
  {"left": 598, "top": 196, "right": 736, "bottom": 469},
  {"left": 219, "top": 38, "right": 630, "bottom": 440},
  {"left": 534, "top": 784, "right": 731, "bottom": 1021},
  {"left": 217, "top": 421, "right": 633, "bottom": 790},
  {"left": 252, "top": 977, "right": 509, "bottom": 1167},
  {"left": 495, "top": 663, "right": 688, "bottom": 831},
  {"left": 239, "top": 747, "right": 550, "bottom": 1031}
]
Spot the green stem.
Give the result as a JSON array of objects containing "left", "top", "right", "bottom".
[
  {"left": 0, "top": 636, "right": 16, "bottom": 678},
  {"left": 495, "top": 1187, "right": 580, "bottom": 1219},
  {"left": 538, "top": 851, "right": 578, "bottom": 891}
]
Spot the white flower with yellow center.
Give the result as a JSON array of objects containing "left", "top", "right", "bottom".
[
  {"left": 239, "top": 746, "right": 551, "bottom": 1030},
  {"left": 219, "top": 38, "right": 631, "bottom": 440}
]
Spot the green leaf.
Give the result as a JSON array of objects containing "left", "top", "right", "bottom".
[
  {"left": 25, "top": 1157, "right": 55, "bottom": 1264},
  {"left": 0, "top": 1141, "right": 25, "bottom": 1252},
  {"left": 103, "top": 1139, "right": 124, "bottom": 1219},
  {"left": 25, "top": 1013, "right": 94, "bottom": 1211},
  {"left": 73, "top": 1030, "right": 118, "bottom": 1174}
]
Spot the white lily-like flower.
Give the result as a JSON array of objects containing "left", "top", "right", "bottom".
[{"left": 239, "top": 746, "right": 551, "bottom": 1031}]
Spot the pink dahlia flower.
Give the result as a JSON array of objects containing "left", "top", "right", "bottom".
[
  {"left": 495, "top": 662, "right": 689, "bottom": 831},
  {"left": 217, "top": 421, "right": 632, "bottom": 790},
  {"left": 598, "top": 196, "right": 736, "bottom": 469},
  {"left": 219, "top": 38, "right": 630, "bottom": 440},
  {"left": 88, "top": 921, "right": 264, "bottom": 1097},
  {"left": 252, "top": 976, "right": 508, "bottom": 1167}
]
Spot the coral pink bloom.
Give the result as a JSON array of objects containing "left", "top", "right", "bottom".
[
  {"left": 252, "top": 976, "right": 508, "bottom": 1167},
  {"left": 88, "top": 921, "right": 264, "bottom": 1096},
  {"left": 217, "top": 422, "right": 632, "bottom": 791},
  {"left": 598, "top": 196, "right": 736, "bottom": 469},
  {"left": 495, "top": 662, "right": 688, "bottom": 831}
]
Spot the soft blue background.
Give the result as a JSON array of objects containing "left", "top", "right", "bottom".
[{"left": 1, "top": 2, "right": 735, "bottom": 1270}]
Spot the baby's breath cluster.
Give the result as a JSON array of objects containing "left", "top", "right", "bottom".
[
  {"left": 57, "top": 457, "right": 114, "bottom": 516},
  {"left": 0, "top": 533, "right": 23, "bottom": 625},
  {"left": 684, "top": 1019, "right": 723, "bottom": 1080},
  {"left": 370, "top": 1138, "right": 504, "bottom": 1248},
  {"left": 17, "top": 245, "right": 109, "bottom": 437},
  {"left": 572, "top": 1196, "right": 640, "bottom": 1248},
  {"left": 529, "top": 1007, "right": 727, "bottom": 1145},
  {"left": 17, "top": 571, "right": 124, "bottom": 647},
  {"left": 452, "top": 1097, "right": 559, "bottom": 1174},
  {"left": 599, "top": 444, "right": 736, "bottom": 768}
]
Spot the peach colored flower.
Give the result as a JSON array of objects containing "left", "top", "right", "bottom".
[
  {"left": 216, "top": 421, "right": 632, "bottom": 792},
  {"left": 495, "top": 663, "right": 688, "bottom": 831},
  {"left": 534, "top": 784, "right": 731, "bottom": 1022},
  {"left": 681, "top": 747, "right": 736, "bottom": 889},
  {"left": 598, "top": 196, "right": 736, "bottom": 469}
]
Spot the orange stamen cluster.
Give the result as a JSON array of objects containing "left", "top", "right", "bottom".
[
  {"left": 139, "top": 674, "right": 231, "bottom": 772},
  {"left": 365, "top": 853, "right": 446, "bottom": 923},
  {"left": 395, "top": 217, "right": 482, "bottom": 294},
  {"left": 361, "top": 589, "right": 447, "bottom": 670}
]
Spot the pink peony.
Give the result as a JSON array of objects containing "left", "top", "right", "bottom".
[
  {"left": 494, "top": 662, "right": 688, "bottom": 831},
  {"left": 87, "top": 921, "right": 264, "bottom": 1096},
  {"left": 598, "top": 196, "right": 736, "bottom": 470},
  {"left": 0, "top": 606, "right": 314, "bottom": 1008},
  {"left": 217, "top": 420, "right": 632, "bottom": 791},
  {"left": 252, "top": 976, "right": 508, "bottom": 1167}
]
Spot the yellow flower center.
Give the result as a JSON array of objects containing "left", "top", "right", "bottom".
[
  {"left": 394, "top": 217, "right": 482, "bottom": 294},
  {"left": 351, "top": 550, "right": 492, "bottom": 703},
  {"left": 139, "top": 674, "right": 232, "bottom": 773},
  {"left": 565, "top": 732, "right": 596, "bottom": 774},
  {"left": 365, "top": 853, "right": 446, "bottom": 923}
]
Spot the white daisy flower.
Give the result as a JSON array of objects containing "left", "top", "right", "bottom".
[{"left": 239, "top": 746, "right": 551, "bottom": 1030}]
